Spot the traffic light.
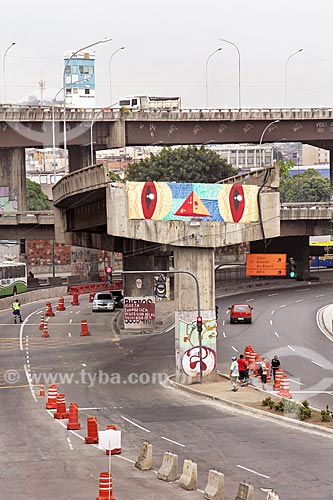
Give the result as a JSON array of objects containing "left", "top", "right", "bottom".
[
  {"left": 196, "top": 316, "right": 203, "bottom": 334},
  {"left": 288, "top": 257, "right": 297, "bottom": 279},
  {"left": 105, "top": 265, "right": 113, "bottom": 282}
]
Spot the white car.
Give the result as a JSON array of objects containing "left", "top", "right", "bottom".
[{"left": 92, "top": 292, "right": 115, "bottom": 312}]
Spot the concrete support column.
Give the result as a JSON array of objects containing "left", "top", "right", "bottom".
[
  {"left": 0, "top": 147, "right": 26, "bottom": 211},
  {"left": 68, "top": 145, "right": 91, "bottom": 173},
  {"left": 173, "top": 246, "right": 217, "bottom": 384},
  {"left": 330, "top": 150, "right": 333, "bottom": 203}
]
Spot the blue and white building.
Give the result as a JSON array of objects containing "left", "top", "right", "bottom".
[{"left": 64, "top": 50, "right": 96, "bottom": 108}]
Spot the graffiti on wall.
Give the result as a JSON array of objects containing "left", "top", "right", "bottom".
[
  {"left": 0, "top": 186, "right": 17, "bottom": 212},
  {"left": 127, "top": 181, "right": 258, "bottom": 223},
  {"left": 178, "top": 314, "right": 217, "bottom": 378}
]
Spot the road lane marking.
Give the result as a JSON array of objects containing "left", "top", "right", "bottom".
[
  {"left": 237, "top": 464, "right": 270, "bottom": 479},
  {"left": 222, "top": 331, "right": 226, "bottom": 338},
  {"left": 161, "top": 436, "right": 185, "bottom": 447},
  {"left": 270, "top": 310, "right": 275, "bottom": 315},
  {"left": 269, "top": 320, "right": 273, "bottom": 326},
  {"left": 20, "top": 312, "right": 36, "bottom": 351},
  {"left": 24, "top": 364, "right": 37, "bottom": 402},
  {"left": 288, "top": 378, "right": 304, "bottom": 386},
  {"left": 247, "top": 298, "right": 255, "bottom": 302},
  {"left": 66, "top": 437, "right": 74, "bottom": 450},
  {"left": 69, "top": 319, "right": 73, "bottom": 324},
  {"left": 316, "top": 294, "right": 325, "bottom": 298},
  {"left": 120, "top": 416, "right": 151, "bottom": 433},
  {"left": 78, "top": 407, "right": 107, "bottom": 410},
  {"left": 280, "top": 304, "right": 287, "bottom": 308},
  {"left": 274, "top": 331, "right": 280, "bottom": 338},
  {"left": 68, "top": 332, "right": 72, "bottom": 338},
  {"left": 268, "top": 293, "right": 278, "bottom": 297},
  {"left": 295, "top": 299, "right": 303, "bottom": 303},
  {"left": 298, "top": 288, "right": 310, "bottom": 291},
  {"left": 287, "top": 345, "right": 296, "bottom": 352},
  {"left": 311, "top": 360, "right": 325, "bottom": 368},
  {"left": 231, "top": 346, "right": 238, "bottom": 352},
  {"left": 222, "top": 320, "right": 225, "bottom": 326},
  {"left": 165, "top": 325, "right": 174, "bottom": 333}
]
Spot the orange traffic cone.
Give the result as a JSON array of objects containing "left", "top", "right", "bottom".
[
  {"left": 67, "top": 403, "right": 81, "bottom": 430},
  {"left": 264, "top": 359, "right": 271, "bottom": 383},
  {"left": 89, "top": 292, "right": 95, "bottom": 303},
  {"left": 39, "top": 314, "right": 45, "bottom": 331},
  {"left": 85, "top": 417, "right": 99, "bottom": 444},
  {"left": 80, "top": 320, "right": 90, "bottom": 336},
  {"left": 56, "top": 297, "right": 66, "bottom": 311},
  {"left": 46, "top": 384, "right": 58, "bottom": 409},
  {"left": 105, "top": 425, "right": 122, "bottom": 455},
  {"left": 42, "top": 323, "right": 49, "bottom": 338},
  {"left": 278, "top": 376, "right": 292, "bottom": 399},
  {"left": 71, "top": 292, "right": 80, "bottom": 306},
  {"left": 39, "top": 385, "right": 45, "bottom": 397},
  {"left": 273, "top": 369, "right": 284, "bottom": 391},
  {"left": 54, "top": 393, "right": 69, "bottom": 419},
  {"left": 96, "top": 472, "right": 116, "bottom": 500},
  {"left": 45, "top": 302, "right": 55, "bottom": 317}
]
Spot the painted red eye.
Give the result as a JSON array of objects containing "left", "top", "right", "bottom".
[
  {"left": 229, "top": 184, "right": 245, "bottom": 222},
  {"left": 141, "top": 182, "right": 157, "bottom": 219}
]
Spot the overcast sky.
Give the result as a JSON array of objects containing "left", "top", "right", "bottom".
[{"left": 2, "top": 0, "right": 333, "bottom": 109}]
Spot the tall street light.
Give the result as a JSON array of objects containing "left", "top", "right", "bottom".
[
  {"left": 284, "top": 48, "right": 303, "bottom": 107},
  {"left": 259, "top": 120, "right": 280, "bottom": 167},
  {"left": 109, "top": 46, "right": 125, "bottom": 105},
  {"left": 219, "top": 38, "right": 241, "bottom": 108},
  {"left": 3, "top": 42, "right": 15, "bottom": 102},
  {"left": 205, "top": 48, "right": 222, "bottom": 108},
  {"left": 63, "top": 37, "right": 112, "bottom": 173}
]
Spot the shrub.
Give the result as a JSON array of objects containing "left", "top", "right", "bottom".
[
  {"left": 261, "top": 396, "right": 272, "bottom": 406},
  {"left": 321, "top": 405, "right": 332, "bottom": 422}
]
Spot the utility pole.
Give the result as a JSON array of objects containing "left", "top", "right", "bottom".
[{"left": 38, "top": 79, "right": 46, "bottom": 105}]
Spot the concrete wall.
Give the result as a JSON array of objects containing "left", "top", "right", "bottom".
[
  {"left": 0, "top": 286, "right": 68, "bottom": 312},
  {"left": 0, "top": 147, "right": 26, "bottom": 211}
]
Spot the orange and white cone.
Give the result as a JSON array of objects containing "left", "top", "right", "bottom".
[
  {"left": 80, "top": 320, "right": 90, "bottom": 336},
  {"left": 278, "top": 376, "right": 292, "bottom": 399},
  {"left": 39, "top": 314, "right": 45, "bottom": 331},
  {"left": 45, "top": 384, "right": 58, "bottom": 409},
  {"left": 56, "top": 297, "right": 66, "bottom": 311},
  {"left": 54, "top": 393, "right": 69, "bottom": 419},
  {"left": 45, "top": 302, "right": 55, "bottom": 317},
  {"left": 273, "top": 369, "right": 284, "bottom": 391},
  {"left": 96, "top": 472, "right": 116, "bottom": 500},
  {"left": 42, "top": 323, "right": 49, "bottom": 338},
  {"left": 67, "top": 403, "right": 81, "bottom": 430},
  {"left": 39, "top": 385, "right": 45, "bottom": 397}
]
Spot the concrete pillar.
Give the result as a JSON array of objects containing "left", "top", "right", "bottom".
[
  {"left": 0, "top": 147, "right": 26, "bottom": 211},
  {"left": 329, "top": 149, "right": 333, "bottom": 205},
  {"left": 173, "top": 246, "right": 217, "bottom": 384},
  {"left": 68, "top": 145, "right": 91, "bottom": 173}
]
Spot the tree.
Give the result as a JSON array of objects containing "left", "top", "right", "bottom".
[
  {"left": 280, "top": 169, "right": 330, "bottom": 203},
  {"left": 125, "top": 146, "right": 237, "bottom": 183},
  {"left": 26, "top": 178, "right": 52, "bottom": 210}
]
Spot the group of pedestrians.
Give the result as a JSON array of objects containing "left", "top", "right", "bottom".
[{"left": 229, "top": 354, "right": 281, "bottom": 391}]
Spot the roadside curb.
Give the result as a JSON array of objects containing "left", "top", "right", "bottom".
[{"left": 166, "top": 375, "right": 333, "bottom": 438}]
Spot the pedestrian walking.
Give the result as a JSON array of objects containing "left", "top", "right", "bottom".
[
  {"left": 259, "top": 357, "right": 268, "bottom": 390},
  {"left": 237, "top": 354, "right": 249, "bottom": 386},
  {"left": 229, "top": 356, "right": 239, "bottom": 391},
  {"left": 270, "top": 355, "right": 281, "bottom": 381}
]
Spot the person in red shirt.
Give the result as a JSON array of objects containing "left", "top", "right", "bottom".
[{"left": 237, "top": 354, "right": 249, "bottom": 386}]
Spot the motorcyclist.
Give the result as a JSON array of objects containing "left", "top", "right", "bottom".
[{"left": 12, "top": 299, "right": 22, "bottom": 323}]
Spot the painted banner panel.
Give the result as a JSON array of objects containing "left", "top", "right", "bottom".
[
  {"left": 123, "top": 296, "right": 155, "bottom": 330},
  {"left": 127, "top": 181, "right": 258, "bottom": 223}
]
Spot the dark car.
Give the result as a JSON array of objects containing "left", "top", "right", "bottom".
[
  {"left": 229, "top": 304, "right": 253, "bottom": 324},
  {"left": 112, "top": 290, "right": 124, "bottom": 308}
]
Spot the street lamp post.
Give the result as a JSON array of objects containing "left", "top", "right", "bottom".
[
  {"left": 109, "top": 46, "right": 125, "bottom": 105},
  {"left": 62, "top": 37, "right": 112, "bottom": 173},
  {"left": 284, "top": 48, "right": 303, "bottom": 107},
  {"left": 205, "top": 48, "right": 222, "bottom": 108},
  {"left": 259, "top": 120, "right": 280, "bottom": 167},
  {"left": 219, "top": 38, "right": 241, "bottom": 108},
  {"left": 3, "top": 42, "right": 15, "bottom": 102}
]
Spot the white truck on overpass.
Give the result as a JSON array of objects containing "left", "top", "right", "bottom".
[{"left": 118, "top": 95, "right": 181, "bottom": 110}]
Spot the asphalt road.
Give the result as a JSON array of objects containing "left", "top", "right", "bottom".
[{"left": 1, "top": 287, "right": 333, "bottom": 499}]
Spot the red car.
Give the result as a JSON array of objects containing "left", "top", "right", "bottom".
[{"left": 229, "top": 304, "right": 253, "bottom": 324}]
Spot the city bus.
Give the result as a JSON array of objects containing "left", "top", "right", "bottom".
[{"left": 0, "top": 261, "right": 27, "bottom": 297}]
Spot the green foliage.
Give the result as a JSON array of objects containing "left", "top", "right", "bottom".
[
  {"left": 297, "top": 403, "right": 311, "bottom": 421},
  {"left": 321, "top": 405, "right": 333, "bottom": 422},
  {"left": 277, "top": 159, "right": 294, "bottom": 177},
  {"left": 261, "top": 395, "right": 272, "bottom": 406},
  {"left": 26, "top": 178, "right": 52, "bottom": 210},
  {"left": 107, "top": 170, "right": 123, "bottom": 182},
  {"left": 274, "top": 400, "right": 285, "bottom": 412},
  {"left": 125, "top": 146, "right": 237, "bottom": 184},
  {"left": 280, "top": 169, "right": 330, "bottom": 203}
]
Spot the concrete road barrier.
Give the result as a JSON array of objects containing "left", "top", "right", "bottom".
[
  {"left": 179, "top": 459, "right": 198, "bottom": 491},
  {"left": 204, "top": 469, "right": 225, "bottom": 499},
  {"left": 135, "top": 441, "right": 153, "bottom": 471},
  {"left": 0, "top": 286, "right": 68, "bottom": 312},
  {"left": 234, "top": 481, "right": 254, "bottom": 500},
  {"left": 157, "top": 452, "right": 178, "bottom": 482}
]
